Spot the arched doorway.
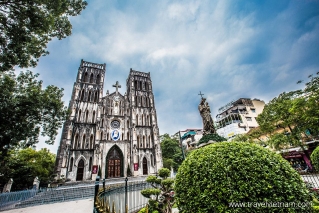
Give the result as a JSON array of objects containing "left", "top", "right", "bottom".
[
  {"left": 143, "top": 157, "right": 148, "bottom": 175},
  {"left": 76, "top": 159, "right": 84, "bottom": 181},
  {"left": 106, "top": 146, "right": 123, "bottom": 178}
]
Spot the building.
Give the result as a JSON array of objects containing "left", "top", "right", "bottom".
[
  {"left": 177, "top": 129, "right": 203, "bottom": 150},
  {"left": 215, "top": 98, "right": 265, "bottom": 140},
  {"left": 54, "top": 60, "right": 163, "bottom": 181}
]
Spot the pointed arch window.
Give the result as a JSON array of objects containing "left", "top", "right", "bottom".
[
  {"left": 85, "top": 110, "right": 89, "bottom": 123},
  {"left": 74, "top": 134, "right": 79, "bottom": 149},
  {"left": 89, "top": 157, "right": 92, "bottom": 171},
  {"left": 137, "top": 136, "right": 140, "bottom": 148},
  {"left": 101, "top": 119, "right": 104, "bottom": 127},
  {"left": 127, "top": 120, "right": 129, "bottom": 128},
  {"left": 143, "top": 136, "right": 146, "bottom": 147},
  {"left": 96, "top": 74, "right": 101, "bottom": 84},
  {"left": 136, "top": 115, "right": 138, "bottom": 126},
  {"left": 82, "top": 134, "right": 86, "bottom": 149},
  {"left": 148, "top": 135, "right": 151, "bottom": 147},
  {"left": 142, "top": 114, "right": 144, "bottom": 126},
  {"left": 81, "top": 90, "right": 85, "bottom": 101},
  {"left": 107, "top": 133, "right": 109, "bottom": 140},
  {"left": 94, "top": 91, "right": 98, "bottom": 102},
  {"left": 84, "top": 72, "right": 89, "bottom": 82},
  {"left": 78, "top": 109, "right": 82, "bottom": 122},
  {"left": 90, "top": 73, "right": 94, "bottom": 83},
  {"left": 88, "top": 91, "right": 91, "bottom": 102},
  {"left": 140, "top": 81, "right": 142, "bottom": 90},
  {"left": 69, "top": 157, "right": 74, "bottom": 171},
  {"left": 92, "top": 111, "right": 96, "bottom": 123},
  {"left": 127, "top": 132, "right": 129, "bottom": 140}
]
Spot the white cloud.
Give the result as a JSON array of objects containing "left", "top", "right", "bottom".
[{"left": 33, "top": 0, "right": 319, "bottom": 153}]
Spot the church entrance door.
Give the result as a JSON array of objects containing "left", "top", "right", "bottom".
[
  {"left": 107, "top": 148, "right": 122, "bottom": 178},
  {"left": 76, "top": 159, "right": 84, "bottom": 181},
  {"left": 143, "top": 157, "right": 148, "bottom": 175}
]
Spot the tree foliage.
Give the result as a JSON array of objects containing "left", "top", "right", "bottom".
[
  {"left": 0, "top": 148, "right": 56, "bottom": 191},
  {"left": 197, "top": 133, "right": 226, "bottom": 146},
  {"left": 0, "top": 0, "right": 87, "bottom": 72},
  {"left": 0, "top": 71, "right": 68, "bottom": 159},
  {"left": 141, "top": 168, "right": 175, "bottom": 213},
  {"left": 255, "top": 72, "right": 319, "bottom": 150},
  {"left": 311, "top": 146, "right": 319, "bottom": 172},
  {"left": 160, "top": 134, "right": 183, "bottom": 171},
  {"left": 175, "top": 142, "right": 312, "bottom": 213}
]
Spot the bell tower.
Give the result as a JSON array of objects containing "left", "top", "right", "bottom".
[
  {"left": 55, "top": 60, "right": 106, "bottom": 180},
  {"left": 127, "top": 69, "right": 163, "bottom": 176}
]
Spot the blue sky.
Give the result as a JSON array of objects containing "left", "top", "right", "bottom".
[{"left": 30, "top": 0, "right": 319, "bottom": 153}]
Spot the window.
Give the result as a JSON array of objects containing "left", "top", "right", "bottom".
[
  {"left": 69, "top": 157, "right": 73, "bottom": 171},
  {"left": 90, "top": 73, "right": 94, "bottom": 83},
  {"left": 246, "top": 117, "right": 252, "bottom": 121},
  {"left": 84, "top": 72, "right": 89, "bottom": 82},
  {"left": 251, "top": 108, "right": 256, "bottom": 113},
  {"left": 89, "top": 157, "right": 92, "bottom": 171},
  {"left": 96, "top": 74, "right": 100, "bottom": 84}
]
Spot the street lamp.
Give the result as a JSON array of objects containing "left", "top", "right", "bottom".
[{"left": 178, "top": 131, "right": 186, "bottom": 160}]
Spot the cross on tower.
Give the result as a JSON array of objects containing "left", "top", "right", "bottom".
[
  {"left": 198, "top": 91, "right": 204, "bottom": 99},
  {"left": 113, "top": 81, "right": 121, "bottom": 95}
]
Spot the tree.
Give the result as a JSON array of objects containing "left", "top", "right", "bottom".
[
  {"left": 160, "top": 134, "right": 183, "bottom": 171},
  {"left": 0, "top": 71, "right": 68, "bottom": 159},
  {"left": 256, "top": 72, "right": 319, "bottom": 151},
  {"left": 0, "top": 0, "right": 87, "bottom": 72},
  {"left": 141, "top": 168, "right": 175, "bottom": 213},
  {"left": 256, "top": 90, "right": 308, "bottom": 150},
  {"left": 197, "top": 133, "right": 226, "bottom": 146},
  {"left": 301, "top": 72, "right": 319, "bottom": 137},
  {"left": 0, "top": 148, "right": 56, "bottom": 191}
]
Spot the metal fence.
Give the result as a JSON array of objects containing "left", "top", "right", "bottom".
[
  {"left": 0, "top": 189, "right": 37, "bottom": 211},
  {"left": 0, "top": 183, "right": 95, "bottom": 212},
  {"left": 94, "top": 177, "right": 150, "bottom": 213}
]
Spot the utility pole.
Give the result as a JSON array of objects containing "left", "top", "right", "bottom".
[{"left": 179, "top": 131, "right": 186, "bottom": 160}]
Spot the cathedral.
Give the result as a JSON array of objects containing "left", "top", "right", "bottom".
[{"left": 54, "top": 60, "right": 163, "bottom": 181}]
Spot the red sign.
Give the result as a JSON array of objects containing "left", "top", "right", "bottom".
[
  {"left": 92, "top": 165, "right": 98, "bottom": 174},
  {"left": 134, "top": 163, "right": 138, "bottom": 171}
]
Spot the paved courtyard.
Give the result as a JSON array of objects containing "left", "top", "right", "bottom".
[{"left": 2, "top": 199, "right": 93, "bottom": 213}]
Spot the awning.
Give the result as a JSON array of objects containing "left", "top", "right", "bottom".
[{"left": 181, "top": 131, "right": 196, "bottom": 140}]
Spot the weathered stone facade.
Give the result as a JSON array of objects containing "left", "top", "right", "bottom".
[{"left": 54, "top": 60, "right": 162, "bottom": 181}]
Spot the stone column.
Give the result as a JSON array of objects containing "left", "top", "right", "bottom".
[
  {"left": 33, "top": 177, "right": 40, "bottom": 191},
  {"left": 2, "top": 178, "right": 13, "bottom": 193}
]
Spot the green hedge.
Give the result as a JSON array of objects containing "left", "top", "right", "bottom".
[
  {"left": 175, "top": 142, "right": 312, "bottom": 213},
  {"left": 311, "top": 146, "right": 319, "bottom": 171}
]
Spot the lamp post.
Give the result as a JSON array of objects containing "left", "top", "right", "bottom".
[{"left": 178, "top": 131, "right": 186, "bottom": 160}]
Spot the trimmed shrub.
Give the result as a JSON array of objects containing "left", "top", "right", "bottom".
[
  {"left": 175, "top": 142, "right": 312, "bottom": 213},
  {"left": 197, "top": 133, "right": 226, "bottom": 146},
  {"left": 141, "top": 168, "right": 175, "bottom": 213},
  {"left": 311, "top": 146, "right": 319, "bottom": 171}
]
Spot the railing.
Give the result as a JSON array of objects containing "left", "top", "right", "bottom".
[
  {"left": 0, "top": 183, "right": 95, "bottom": 211},
  {"left": 94, "top": 177, "right": 150, "bottom": 213},
  {"left": 0, "top": 189, "right": 37, "bottom": 211}
]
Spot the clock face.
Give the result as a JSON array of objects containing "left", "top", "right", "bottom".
[
  {"left": 111, "top": 120, "right": 120, "bottom": 129},
  {"left": 113, "top": 95, "right": 120, "bottom": 102}
]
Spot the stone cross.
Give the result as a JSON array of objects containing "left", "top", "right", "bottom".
[
  {"left": 113, "top": 81, "right": 121, "bottom": 95},
  {"left": 198, "top": 91, "right": 204, "bottom": 99}
]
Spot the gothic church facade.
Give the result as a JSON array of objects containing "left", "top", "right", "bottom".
[{"left": 55, "top": 60, "right": 163, "bottom": 181}]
